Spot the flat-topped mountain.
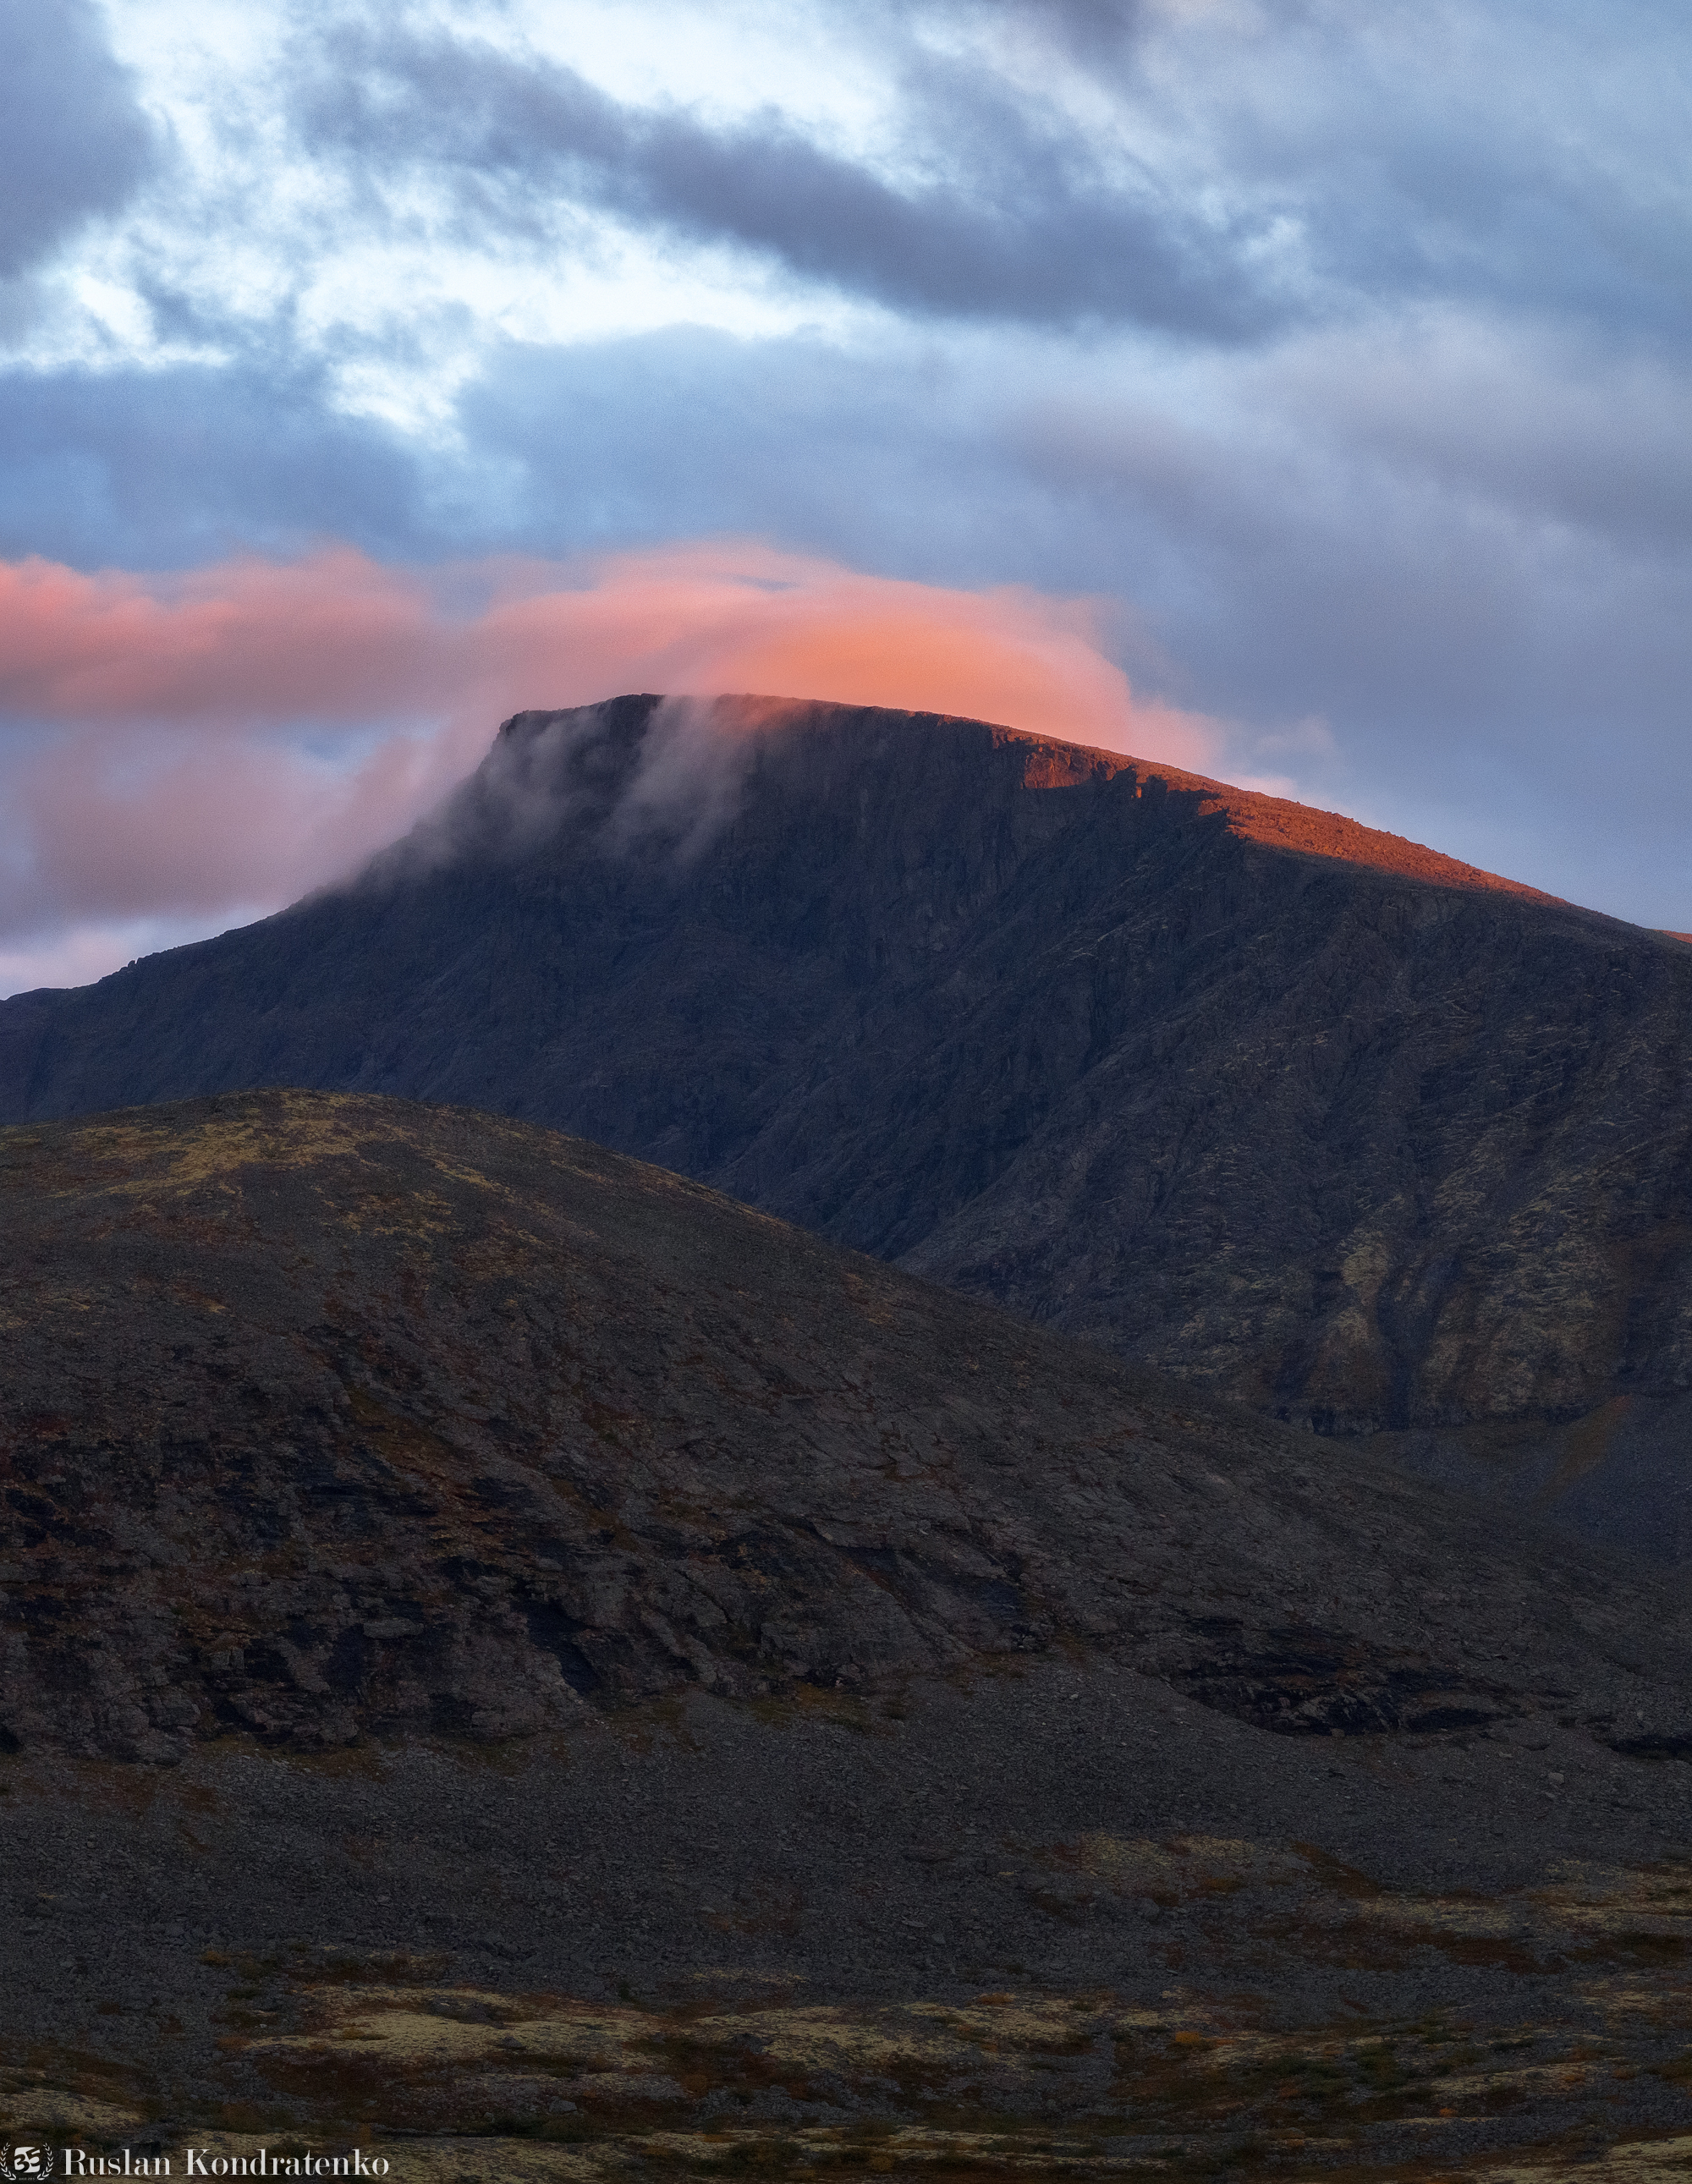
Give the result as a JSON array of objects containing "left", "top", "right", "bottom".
[{"left": 5, "top": 694, "right": 1692, "bottom": 1550}]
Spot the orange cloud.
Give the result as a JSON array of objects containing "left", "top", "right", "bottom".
[
  {"left": 476, "top": 542, "right": 1207, "bottom": 761},
  {"left": 0, "top": 538, "right": 1215, "bottom": 984}
]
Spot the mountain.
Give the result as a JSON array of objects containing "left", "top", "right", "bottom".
[
  {"left": 7, "top": 1087, "right": 1683, "bottom": 1763},
  {"left": 4, "top": 1089, "right": 1692, "bottom": 2168},
  {"left": 6, "top": 693, "right": 1692, "bottom": 1552}
]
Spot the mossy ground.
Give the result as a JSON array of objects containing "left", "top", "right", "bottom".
[{"left": 8, "top": 1849, "right": 1692, "bottom": 2179}]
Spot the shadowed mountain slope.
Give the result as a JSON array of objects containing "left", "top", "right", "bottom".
[
  {"left": 6, "top": 1091, "right": 1692, "bottom": 2167},
  {"left": 10, "top": 1088, "right": 1686, "bottom": 1765},
  {"left": 5, "top": 694, "right": 1692, "bottom": 1550}
]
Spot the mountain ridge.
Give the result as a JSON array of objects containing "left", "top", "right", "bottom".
[{"left": 5, "top": 694, "right": 1691, "bottom": 1553}]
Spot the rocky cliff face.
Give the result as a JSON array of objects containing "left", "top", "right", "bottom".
[{"left": 5, "top": 696, "right": 1692, "bottom": 1548}]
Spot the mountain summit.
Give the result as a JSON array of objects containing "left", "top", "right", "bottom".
[{"left": 6, "top": 693, "right": 1692, "bottom": 1549}]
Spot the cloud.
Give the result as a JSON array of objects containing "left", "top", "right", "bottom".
[
  {"left": 288, "top": 17, "right": 1288, "bottom": 337},
  {"left": 1201, "top": 0, "right": 1692, "bottom": 348},
  {"left": 0, "top": 538, "right": 1211, "bottom": 987},
  {"left": 395, "top": 693, "right": 804, "bottom": 879},
  {"left": 0, "top": 358, "right": 426, "bottom": 572},
  {"left": 462, "top": 319, "right": 1692, "bottom": 747},
  {"left": 272, "top": 0, "right": 1692, "bottom": 354},
  {"left": 0, "top": 0, "right": 159, "bottom": 279}
]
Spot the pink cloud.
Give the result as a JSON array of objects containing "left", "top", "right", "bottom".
[
  {"left": 0, "top": 547, "right": 449, "bottom": 721},
  {"left": 0, "top": 538, "right": 1216, "bottom": 988}
]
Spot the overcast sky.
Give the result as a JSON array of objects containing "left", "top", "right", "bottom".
[{"left": 3, "top": 0, "right": 1690, "bottom": 992}]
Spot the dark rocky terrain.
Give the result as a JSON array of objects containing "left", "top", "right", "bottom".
[
  {"left": 5, "top": 1089, "right": 1689, "bottom": 1768},
  {"left": 3, "top": 695, "right": 1691, "bottom": 1558},
  {"left": 3, "top": 1091, "right": 1692, "bottom": 2175}
]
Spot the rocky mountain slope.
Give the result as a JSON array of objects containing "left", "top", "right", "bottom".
[
  {"left": 5, "top": 694, "right": 1692, "bottom": 1550},
  {"left": 10, "top": 1088, "right": 1685, "bottom": 1764},
  {"left": 4, "top": 1090, "right": 1692, "bottom": 2170}
]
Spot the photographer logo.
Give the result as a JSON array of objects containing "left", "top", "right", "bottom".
[{"left": 2, "top": 2151, "right": 54, "bottom": 2181}]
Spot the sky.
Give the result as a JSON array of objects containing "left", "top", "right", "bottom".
[{"left": 3, "top": 0, "right": 1690, "bottom": 993}]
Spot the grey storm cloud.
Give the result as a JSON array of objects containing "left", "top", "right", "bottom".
[
  {"left": 0, "top": 358, "right": 427, "bottom": 572},
  {"left": 957, "top": 0, "right": 1692, "bottom": 348},
  {"left": 0, "top": 0, "right": 159, "bottom": 278},
  {"left": 463, "top": 326, "right": 1692, "bottom": 702},
  {"left": 283, "top": 0, "right": 1692, "bottom": 351},
  {"left": 288, "top": 22, "right": 1289, "bottom": 339}
]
